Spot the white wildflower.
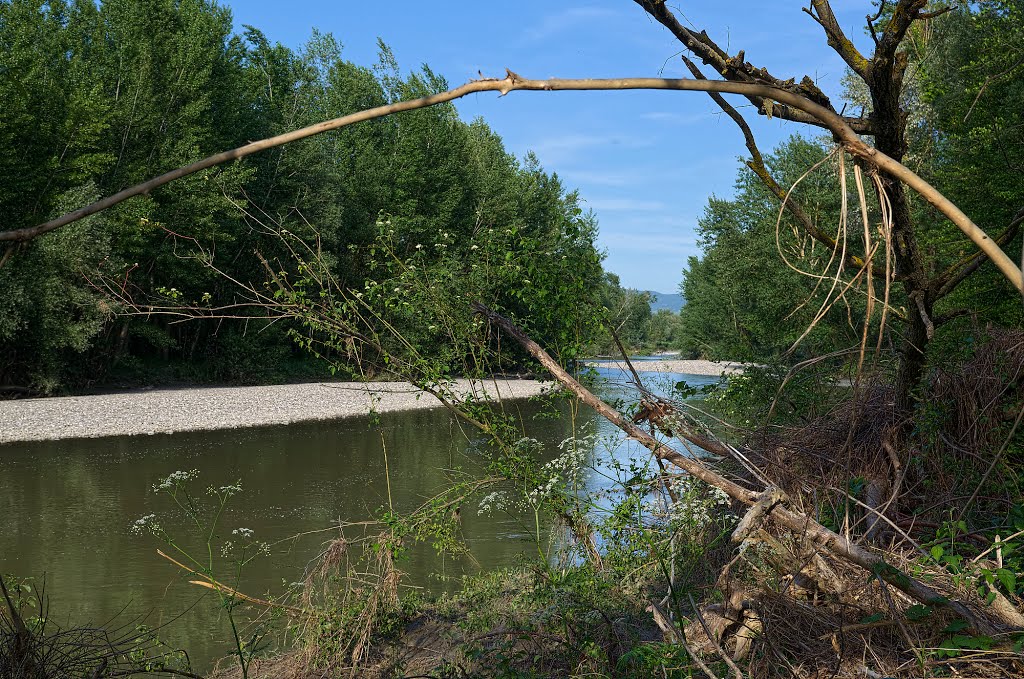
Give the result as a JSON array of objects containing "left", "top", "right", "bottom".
[
  {"left": 130, "top": 514, "right": 159, "bottom": 535},
  {"left": 154, "top": 469, "right": 199, "bottom": 491}
]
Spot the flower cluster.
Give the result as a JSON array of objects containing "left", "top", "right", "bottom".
[
  {"left": 153, "top": 469, "right": 199, "bottom": 492},
  {"left": 666, "top": 476, "right": 733, "bottom": 530},
  {"left": 130, "top": 513, "right": 160, "bottom": 536},
  {"left": 525, "top": 433, "right": 593, "bottom": 505},
  {"left": 208, "top": 483, "right": 242, "bottom": 498},
  {"left": 477, "top": 490, "right": 519, "bottom": 516}
]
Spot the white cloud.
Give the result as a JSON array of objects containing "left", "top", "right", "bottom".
[{"left": 521, "top": 7, "right": 619, "bottom": 43}]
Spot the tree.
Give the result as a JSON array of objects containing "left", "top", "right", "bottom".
[
  {"left": 590, "top": 273, "right": 652, "bottom": 353},
  {"left": 680, "top": 137, "right": 870, "bottom": 362},
  {"left": 0, "top": 3, "right": 606, "bottom": 390},
  {"left": 2, "top": 3, "right": 1024, "bottom": 673},
  {"left": 646, "top": 308, "right": 683, "bottom": 352},
  {"left": 631, "top": 0, "right": 1022, "bottom": 409}
]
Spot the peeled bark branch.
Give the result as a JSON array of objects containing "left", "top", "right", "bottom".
[
  {"left": 3, "top": 73, "right": 1020, "bottom": 292},
  {"left": 472, "top": 302, "right": 1021, "bottom": 633}
]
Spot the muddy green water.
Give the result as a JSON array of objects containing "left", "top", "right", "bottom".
[
  {"left": 0, "top": 369, "right": 717, "bottom": 672},
  {"left": 0, "top": 401, "right": 592, "bottom": 670}
]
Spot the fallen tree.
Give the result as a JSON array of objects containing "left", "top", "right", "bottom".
[{"left": 473, "top": 302, "right": 1024, "bottom": 636}]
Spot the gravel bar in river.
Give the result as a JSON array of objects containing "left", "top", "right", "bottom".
[
  {"left": 583, "top": 359, "right": 748, "bottom": 376},
  {"left": 0, "top": 379, "right": 550, "bottom": 444}
]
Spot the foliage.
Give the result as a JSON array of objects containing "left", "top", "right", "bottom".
[
  {"left": 678, "top": 137, "right": 873, "bottom": 363},
  {"left": 5, "top": 2, "right": 1024, "bottom": 678},
  {"left": 132, "top": 470, "right": 277, "bottom": 678},
  {"left": 588, "top": 273, "right": 655, "bottom": 355},
  {"left": 0, "top": 574, "right": 195, "bottom": 678},
  {"left": 0, "top": 0, "right": 608, "bottom": 393},
  {"left": 679, "top": 2, "right": 1024, "bottom": 374}
]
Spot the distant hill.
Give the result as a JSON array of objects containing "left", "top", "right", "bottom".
[{"left": 645, "top": 291, "right": 685, "bottom": 313}]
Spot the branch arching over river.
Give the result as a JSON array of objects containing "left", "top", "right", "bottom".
[{"left": 2, "top": 71, "right": 1020, "bottom": 293}]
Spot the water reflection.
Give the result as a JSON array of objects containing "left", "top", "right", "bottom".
[
  {"left": 0, "top": 370, "right": 720, "bottom": 670},
  {"left": 0, "top": 400, "right": 583, "bottom": 669}
]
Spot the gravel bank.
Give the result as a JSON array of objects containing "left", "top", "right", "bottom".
[
  {"left": 584, "top": 359, "right": 748, "bottom": 376},
  {"left": 0, "top": 379, "right": 550, "bottom": 444}
]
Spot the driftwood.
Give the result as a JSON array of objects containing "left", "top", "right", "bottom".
[{"left": 472, "top": 302, "right": 1024, "bottom": 635}]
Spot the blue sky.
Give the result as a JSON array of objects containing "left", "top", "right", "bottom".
[{"left": 222, "top": 1, "right": 876, "bottom": 293}]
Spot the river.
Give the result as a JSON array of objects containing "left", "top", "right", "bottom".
[{"left": 0, "top": 366, "right": 718, "bottom": 671}]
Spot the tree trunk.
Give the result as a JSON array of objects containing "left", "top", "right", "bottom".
[{"left": 870, "top": 49, "right": 932, "bottom": 412}]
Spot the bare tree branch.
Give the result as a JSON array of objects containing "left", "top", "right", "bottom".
[
  {"left": 681, "top": 55, "right": 876, "bottom": 276},
  {"left": 936, "top": 209, "right": 1024, "bottom": 298},
  {"left": 632, "top": 0, "right": 874, "bottom": 133},
  {"left": 804, "top": 0, "right": 872, "bottom": 80},
  {"left": 963, "top": 54, "right": 1024, "bottom": 123},
  {"left": 876, "top": 0, "right": 930, "bottom": 63},
  {"left": 3, "top": 72, "right": 1019, "bottom": 291},
  {"left": 0, "top": 244, "right": 15, "bottom": 270},
  {"left": 867, "top": 0, "right": 889, "bottom": 45}
]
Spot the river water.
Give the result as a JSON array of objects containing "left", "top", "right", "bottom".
[{"left": 0, "top": 367, "right": 717, "bottom": 671}]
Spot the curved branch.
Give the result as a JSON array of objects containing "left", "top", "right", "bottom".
[
  {"left": 681, "top": 55, "right": 874, "bottom": 275},
  {"left": 935, "top": 209, "right": 1023, "bottom": 299},
  {"left": 3, "top": 72, "right": 1020, "bottom": 292},
  {"left": 867, "top": 0, "right": 889, "bottom": 45},
  {"left": 632, "top": 0, "right": 873, "bottom": 133}
]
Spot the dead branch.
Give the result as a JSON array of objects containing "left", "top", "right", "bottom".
[
  {"left": 680, "top": 55, "right": 876, "bottom": 276},
  {"left": 936, "top": 208, "right": 1024, "bottom": 298},
  {"left": 472, "top": 301, "right": 1023, "bottom": 634},
  {"left": 876, "top": 1, "right": 930, "bottom": 66},
  {"left": 804, "top": 1, "right": 872, "bottom": 80},
  {"left": 156, "top": 549, "right": 308, "bottom": 616},
  {"left": 631, "top": 0, "right": 873, "bottom": 133}
]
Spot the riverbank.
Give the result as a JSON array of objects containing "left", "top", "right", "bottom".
[
  {"left": 583, "top": 358, "right": 748, "bottom": 376},
  {"left": 0, "top": 379, "right": 550, "bottom": 444}
]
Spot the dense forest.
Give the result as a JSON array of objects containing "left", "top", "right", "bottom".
[{"left": 0, "top": 0, "right": 639, "bottom": 394}]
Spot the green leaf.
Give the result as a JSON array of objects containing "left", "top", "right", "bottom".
[
  {"left": 942, "top": 619, "right": 970, "bottom": 633},
  {"left": 996, "top": 568, "right": 1017, "bottom": 593},
  {"left": 905, "top": 604, "right": 932, "bottom": 621}
]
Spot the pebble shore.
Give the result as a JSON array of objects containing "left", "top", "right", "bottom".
[
  {"left": 584, "top": 359, "right": 747, "bottom": 376},
  {"left": 0, "top": 379, "right": 550, "bottom": 444}
]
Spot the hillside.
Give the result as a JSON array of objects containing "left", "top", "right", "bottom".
[{"left": 645, "top": 291, "right": 685, "bottom": 313}]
